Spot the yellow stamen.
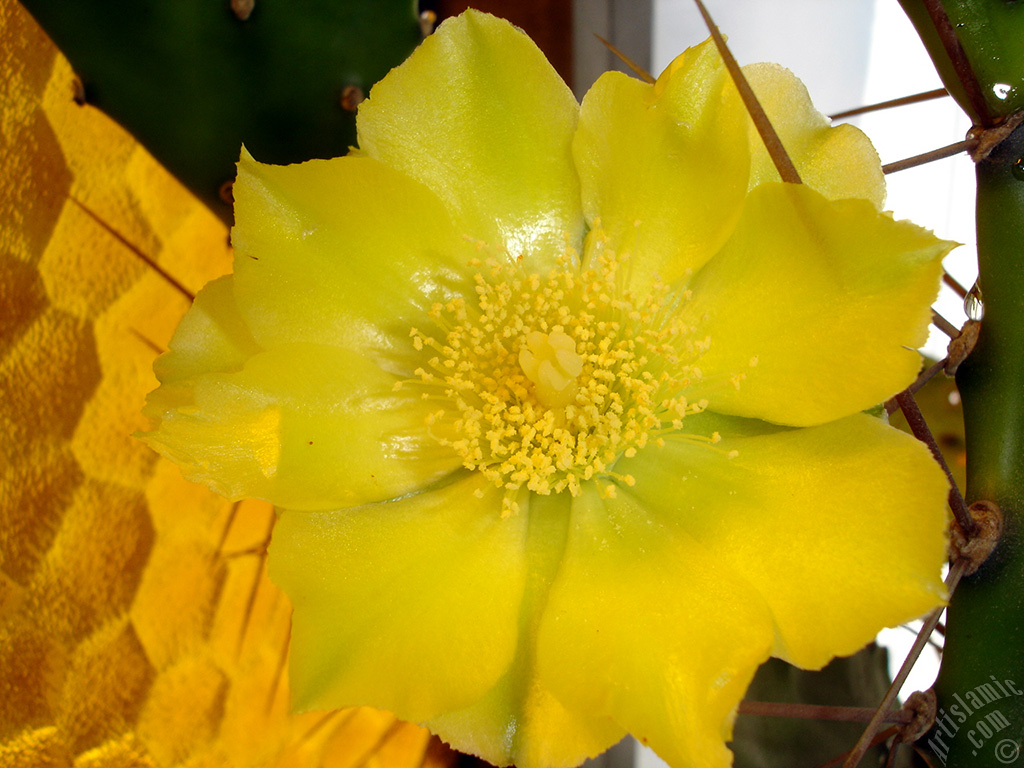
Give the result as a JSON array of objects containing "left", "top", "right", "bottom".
[{"left": 406, "top": 230, "right": 716, "bottom": 512}]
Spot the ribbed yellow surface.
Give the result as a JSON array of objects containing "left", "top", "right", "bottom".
[{"left": 0, "top": 3, "right": 452, "bottom": 766}]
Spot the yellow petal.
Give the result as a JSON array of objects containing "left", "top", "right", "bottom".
[
  {"left": 743, "top": 63, "right": 886, "bottom": 207},
  {"left": 574, "top": 39, "right": 749, "bottom": 292},
  {"left": 621, "top": 412, "right": 949, "bottom": 669},
  {"left": 142, "top": 342, "right": 461, "bottom": 510},
  {"left": 274, "top": 484, "right": 623, "bottom": 768},
  {"left": 424, "top": 492, "right": 625, "bottom": 768},
  {"left": 231, "top": 150, "right": 474, "bottom": 356},
  {"left": 682, "top": 183, "right": 952, "bottom": 426},
  {"left": 356, "top": 11, "right": 582, "bottom": 268},
  {"left": 153, "top": 275, "right": 261, "bottom": 384},
  {"left": 428, "top": 674, "right": 624, "bottom": 768},
  {"left": 268, "top": 475, "right": 527, "bottom": 723},
  {"left": 536, "top": 484, "right": 774, "bottom": 768}
]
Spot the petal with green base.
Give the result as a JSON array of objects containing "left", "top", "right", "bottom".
[
  {"left": 357, "top": 10, "right": 582, "bottom": 270},
  {"left": 536, "top": 483, "right": 775, "bottom": 768},
  {"left": 142, "top": 342, "right": 462, "bottom": 510},
  {"left": 427, "top": 492, "right": 626, "bottom": 768},
  {"left": 269, "top": 475, "right": 528, "bottom": 729},
  {"left": 620, "top": 412, "right": 949, "bottom": 670},
  {"left": 231, "top": 150, "right": 474, "bottom": 357},
  {"left": 681, "top": 183, "right": 952, "bottom": 427},
  {"left": 572, "top": 40, "right": 749, "bottom": 294}
]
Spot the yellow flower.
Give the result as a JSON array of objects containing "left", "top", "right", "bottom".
[{"left": 142, "top": 11, "right": 953, "bottom": 768}]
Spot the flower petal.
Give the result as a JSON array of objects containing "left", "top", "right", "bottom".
[
  {"left": 621, "top": 412, "right": 949, "bottom": 669},
  {"left": 142, "top": 342, "right": 461, "bottom": 510},
  {"left": 276, "top": 485, "right": 623, "bottom": 768},
  {"left": 573, "top": 39, "right": 749, "bottom": 292},
  {"left": 743, "top": 63, "right": 886, "bottom": 208},
  {"left": 682, "top": 183, "right": 952, "bottom": 426},
  {"left": 427, "top": 674, "right": 624, "bottom": 768},
  {"left": 152, "top": 274, "right": 261, "bottom": 385},
  {"left": 425, "top": 492, "right": 625, "bottom": 768},
  {"left": 356, "top": 11, "right": 582, "bottom": 268},
  {"left": 269, "top": 475, "right": 527, "bottom": 723},
  {"left": 537, "top": 483, "right": 774, "bottom": 768},
  {"left": 231, "top": 150, "right": 473, "bottom": 360}
]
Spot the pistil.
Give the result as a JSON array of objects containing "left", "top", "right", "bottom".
[{"left": 519, "top": 329, "right": 584, "bottom": 408}]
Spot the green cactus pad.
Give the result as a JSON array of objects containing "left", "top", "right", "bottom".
[{"left": 20, "top": 0, "right": 422, "bottom": 220}]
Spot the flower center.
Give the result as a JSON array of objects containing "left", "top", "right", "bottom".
[
  {"left": 401, "top": 232, "right": 711, "bottom": 514},
  {"left": 518, "top": 329, "right": 584, "bottom": 408}
]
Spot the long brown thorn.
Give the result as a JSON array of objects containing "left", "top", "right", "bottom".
[
  {"left": 842, "top": 561, "right": 966, "bottom": 768},
  {"left": 895, "top": 389, "right": 975, "bottom": 536},
  {"left": 943, "top": 272, "right": 969, "bottom": 299},
  {"left": 882, "top": 139, "right": 975, "bottom": 174},
  {"left": 595, "top": 34, "right": 655, "bottom": 83},
  {"left": 738, "top": 701, "right": 911, "bottom": 723},
  {"left": 70, "top": 195, "right": 196, "bottom": 301},
  {"left": 214, "top": 501, "right": 242, "bottom": 561},
  {"left": 931, "top": 309, "right": 960, "bottom": 339},
  {"left": 817, "top": 726, "right": 901, "bottom": 768},
  {"left": 691, "top": 0, "right": 801, "bottom": 184},
  {"left": 884, "top": 360, "right": 946, "bottom": 416},
  {"left": 235, "top": 506, "right": 277, "bottom": 655},
  {"left": 830, "top": 88, "right": 948, "bottom": 120}
]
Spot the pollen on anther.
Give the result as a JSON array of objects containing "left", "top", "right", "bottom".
[{"left": 405, "top": 243, "right": 719, "bottom": 513}]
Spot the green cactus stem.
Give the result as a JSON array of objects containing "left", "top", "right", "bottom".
[
  {"left": 898, "top": 2, "right": 1024, "bottom": 765},
  {"left": 934, "top": 120, "right": 1024, "bottom": 768},
  {"left": 898, "top": 0, "right": 1024, "bottom": 125},
  {"left": 19, "top": 0, "right": 422, "bottom": 221}
]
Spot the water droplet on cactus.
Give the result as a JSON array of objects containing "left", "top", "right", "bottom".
[{"left": 964, "top": 281, "right": 985, "bottom": 322}]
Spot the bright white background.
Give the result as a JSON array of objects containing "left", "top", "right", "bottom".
[{"left": 638, "top": 2, "right": 974, "bottom": 765}]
